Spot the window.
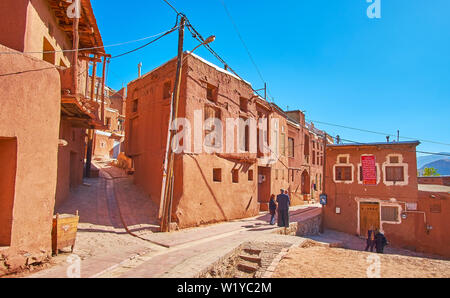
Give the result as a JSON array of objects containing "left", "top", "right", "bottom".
[
  {"left": 132, "top": 99, "right": 138, "bottom": 113},
  {"left": 335, "top": 166, "right": 352, "bottom": 181},
  {"left": 288, "top": 138, "right": 294, "bottom": 158},
  {"left": 206, "top": 83, "right": 217, "bottom": 102},
  {"left": 389, "top": 156, "right": 399, "bottom": 164},
  {"left": 275, "top": 169, "right": 279, "bottom": 180},
  {"left": 239, "top": 118, "right": 249, "bottom": 152},
  {"left": 163, "top": 81, "right": 171, "bottom": 99},
  {"left": 43, "top": 37, "right": 55, "bottom": 65},
  {"left": 213, "top": 168, "right": 222, "bottom": 182},
  {"left": 204, "top": 105, "right": 221, "bottom": 147},
  {"left": 280, "top": 133, "right": 286, "bottom": 156},
  {"left": 232, "top": 169, "right": 239, "bottom": 183},
  {"left": 312, "top": 151, "right": 316, "bottom": 165},
  {"left": 381, "top": 206, "right": 399, "bottom": 222},
  {"left": 248, "top": 170, "right": 254, "bottom": 181},
  {"left": 339, "top": 156, "right": 348, "bottom": 164},
  {"left": 304, "top": 134, "right": 310, "bottom": 156},
  {"left": 239, "top": 97, "right": 248, "bottom": 112},
  {"left": 385, "top": 166, "right": 404, "bottom": 182},
  {"left": 106, "top": 117, "right": 111, "bottom": 129}
]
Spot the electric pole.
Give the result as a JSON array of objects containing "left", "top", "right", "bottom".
[
  {"left": 160, "top": 16, "right": 186, "bottom": 232},
  {"left": 320, "top": 132, "right": 327, "bottom": 234}
]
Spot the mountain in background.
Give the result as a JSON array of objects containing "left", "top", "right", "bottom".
[{"left": 418, "top": 153, "right": 450, "bottom": 176}]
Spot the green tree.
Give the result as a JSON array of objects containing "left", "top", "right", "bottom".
[{"left": 422, "top": 167, "right": 440, "bottom": 177}]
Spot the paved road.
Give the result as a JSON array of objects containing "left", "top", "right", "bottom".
[{"left": 30, "top": 164, "right": 321, "bottom": 278}]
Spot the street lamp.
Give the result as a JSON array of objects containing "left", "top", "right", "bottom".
[{"left": 189, "top": 35, "right": 216, "bottom": 54}]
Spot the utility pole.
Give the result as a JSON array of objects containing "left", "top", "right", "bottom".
[
  {"left": 160, "top": 16, "right": 186, "bottom": 232},
  {"left": 320, "top": 132, "right": 327, "bottom": 234}
]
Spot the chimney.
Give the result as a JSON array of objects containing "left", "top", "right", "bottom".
[
  {"left": 138, "top": 62, "right": 142, "bottom": 78},
  {"left": 386, "top": 136, "right": 390, "bottom": 143}
]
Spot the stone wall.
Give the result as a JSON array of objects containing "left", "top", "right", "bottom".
[{"left": 273, "top": 214, "right": 322, "bottom": 237}]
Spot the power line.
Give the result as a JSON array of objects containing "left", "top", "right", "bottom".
[
  {"left": 218, "top": 0, "right": 265, "bottom": 84},
  {"left": 0, "top": 27, "right": 179, "bottom": 56},
  {"left": 307, "top": 119, "right": 450, "bottom": 147},
  {"left": 110, "top": 25, "right": 179, "bottom": 59},
  {"left": 161, "top": 0, "right": 180, "bottom": 15}
]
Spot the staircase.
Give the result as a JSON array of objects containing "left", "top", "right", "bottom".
[{"left": 234, "top": 248, "right": 262, "bottom": 278}]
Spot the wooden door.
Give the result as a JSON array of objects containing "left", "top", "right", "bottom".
[{"left": 359, "top": 202, "right": 380, "bottom": 237}]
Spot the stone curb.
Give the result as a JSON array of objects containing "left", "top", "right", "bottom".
[{"left": 261, "top": 243, "right": 297, "bottom": 278}]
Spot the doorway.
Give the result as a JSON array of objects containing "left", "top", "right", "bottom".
[
  {"left": 257, "top": 166, "right": 271, "bottom": 208},
  {"left": 0, "top": 137, "right": 17, "bottom": 246},
  {"left": 359, "top": 202, "right": 380, "bottom": 237}
]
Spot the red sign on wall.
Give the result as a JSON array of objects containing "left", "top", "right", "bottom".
[{"left": 361, "top": 155, "right": 377, "bottom": 185}]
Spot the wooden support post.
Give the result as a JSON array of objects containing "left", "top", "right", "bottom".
[
  {"left": 72, "top": 15, "right": 80, "bottom": 95},
  {"left": 160, "top": 16, "right": 186, "bottom": 232},
  {"left": 100, "top": 56, "right": 107, "bottom": 123},
  {"left": 90, "top": 56, "right": 97, "bottom": 101},
  {"left": 84, "top": 60, "right": 90, "bottom": 97}
]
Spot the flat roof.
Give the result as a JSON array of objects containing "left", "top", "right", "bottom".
[
  {"left": 418, "top": 184, "right": 450, "bottom": 193},
  {"left": 328, "top": 141, "right": 421, "bottom": 148}
]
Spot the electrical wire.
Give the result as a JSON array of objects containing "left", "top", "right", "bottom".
[
  {"left": 159, "top": 0, "right": 449, "bottom": 159},
  {"left": 307, "top": 119, "right": 450, "bottom": 147},
  {"left": 0, "top": 27, "right": 180, "bottom": 56},
  {"left": 110, "top": 26, "right": 179, "bottom": 59},
  {"left": 162, "top": 0, "right": 180, "bottom": 15},
  {"left": 218, "top": 0, "right": 265, "bottom": 84}
]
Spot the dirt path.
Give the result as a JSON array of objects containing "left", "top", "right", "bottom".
[{"left": 272, "top": 242, "right": 450, "bottom": 278}]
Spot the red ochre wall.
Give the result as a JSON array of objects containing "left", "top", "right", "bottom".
[
  {"left": 0, "top": 45, "right": 60, "bottom": 271},
  {"left": 323, "top": 144, "right": 450, "bottom": 258},
  {"left": 125, "top": 55, "right": 264, "bottom": 228},
  {"left": 54, "top": 121, "right": 86, "bottom": 208}
]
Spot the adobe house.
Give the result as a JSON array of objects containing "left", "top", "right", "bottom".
[
  {"left": 0, "top": 0, "right": 107, "bottom": 273},
  {"left": 125, "top": 53, "right": 292, "bottom": 228},
  {"left": 416, "top": 187, "right": 450, "bottom": 257},
  {"left": 322, "top": 141, "right": 450, "bottom": 255},
  {"left": 255, "top": 101, "right": 290, "bottom": 211},
  {"left": 90, "top": 79, "right": 126, "bottom": 160},
  {"left": 286, "top": 111, "right": 330, "bottom": 205}
]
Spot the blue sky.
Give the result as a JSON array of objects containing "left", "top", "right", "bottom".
[{"left": 91, "top": 0, "right": 450, "bottom": 156}]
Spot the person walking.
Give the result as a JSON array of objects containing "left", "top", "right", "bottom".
[
  {"left": 374, "top": 229, "right": 388, "bottom": 253},
  {"left": 365, "top": 225, "right": 376, "bottom": 252},
  {"left": 276, "top": 189, "right": 290, "bottom": 227},
  {"left": 269, "top": 194, "right": 277, "bottom": 225}
]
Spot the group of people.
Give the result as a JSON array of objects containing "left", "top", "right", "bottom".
[
  {"left": 365, "top": 226, "right": 388, "bottom": 253},
  {"left": 268, "top": 192, "right": 389, "bottom": 254},
  {"left": 268, "top": 189, "right": 290, "bottom": 227}
]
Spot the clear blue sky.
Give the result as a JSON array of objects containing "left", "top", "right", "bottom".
[{"left": 92, "top": 0, "right": 450, "bottom": 156}]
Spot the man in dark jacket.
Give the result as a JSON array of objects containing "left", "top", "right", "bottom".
[
  {"left": 374, "top": 230, "right": 388, "bottom": 253},
  {"left": 276, "top": 189, "right": 290, "bottom": 227},
  {"left": 269, "top": 195, "right": 277, "bottom": 225}
]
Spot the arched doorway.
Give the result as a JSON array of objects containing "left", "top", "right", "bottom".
[{"left": 301, "top": 170, "right": 310, "bottom": 194}]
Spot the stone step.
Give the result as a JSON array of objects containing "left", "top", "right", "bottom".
[
  {"left": 243, "top": 248, "right": 261, "bottom": 256},
  {"left": 237, "top": 262, "right": 259, "bottom": 273},
  {"left": 239, "top": 254, "right": 262, "bottom": 264}
]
